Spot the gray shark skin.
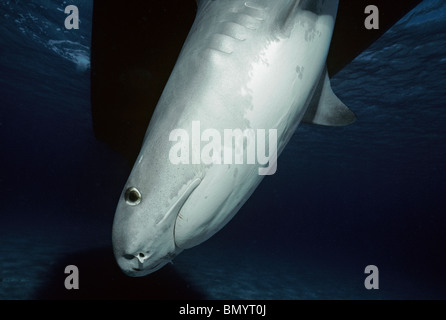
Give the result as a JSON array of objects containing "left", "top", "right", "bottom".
[{"left": 112, "top": 0, "right": 355, "bottom": 276}]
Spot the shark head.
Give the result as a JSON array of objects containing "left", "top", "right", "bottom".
[
  {"left": 112, "top": 148, "right": 203, "bottom": 276},
  {"left": 112, "top": 188, "right": 177, "bottom": 276},
  {"left": 112, "top": 143, "right": 248, "bottom": 276}
]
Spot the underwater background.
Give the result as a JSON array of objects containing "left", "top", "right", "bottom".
[{"left": 0, "top": 0, "right": 445, "bottom": 299}]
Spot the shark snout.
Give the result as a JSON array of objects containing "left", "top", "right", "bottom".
[
  {"left": 123, "top": 251, "right": 151, "bottom": 264},
  {"left": 112, "top": 177, "right": 201, "bottom": 276},
  {"left": 117, "top": 250, "right": 170, "bottom": 276}
]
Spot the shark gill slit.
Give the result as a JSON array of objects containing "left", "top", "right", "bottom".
[
  {"left": 230, "top": 12, "right": 264, "bottom": 30},
  {"left": 244, "top": 1, "right": 266, "bottom": 10},
  {"left": 210, "top": 8, "right": 269, "bottom": 53},
  {"left": 219, "top": 21, "right": 248, "bottom": 41},
  {"left": 243, "top": 1, "right": 268, "bottom": 20}
]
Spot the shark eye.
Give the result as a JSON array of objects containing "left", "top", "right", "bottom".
[{"left": 124, "top": 187, "right": 142, "bottom": 206}]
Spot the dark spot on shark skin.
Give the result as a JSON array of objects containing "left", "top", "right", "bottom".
[{"left": 296, "top": 65, "right": 304, "bottom": 80}]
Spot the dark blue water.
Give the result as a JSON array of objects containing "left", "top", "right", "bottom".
[{"left": 0, "top": 0, "right": 445, "bottom": 299}]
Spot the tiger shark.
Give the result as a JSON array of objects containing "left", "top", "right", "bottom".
[{"left": 112, "top": 0, "right": 357, "bottom": 276}]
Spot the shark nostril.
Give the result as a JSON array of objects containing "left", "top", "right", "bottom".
[
  {"left": 136, "top": 252, "right": 150, "bottom": 263},
  {"left": 122, "top": 251, "right": 150, "bottom": 262}
]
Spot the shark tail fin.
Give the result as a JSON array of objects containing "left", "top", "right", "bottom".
[{"left": 303, "top": 67, "right": 357, "bottom": 126}]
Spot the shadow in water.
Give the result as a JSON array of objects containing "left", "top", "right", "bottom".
[{"left": 35, "top": 247, "right": 206, "bottom": 300}]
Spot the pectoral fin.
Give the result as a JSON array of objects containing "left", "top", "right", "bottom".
[{"left": 303, "top": 68, "right": 357, "bottom": 126}]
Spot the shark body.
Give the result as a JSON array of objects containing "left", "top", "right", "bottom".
[{"left": 112, "top": 0, "right": 356, "bottom": 276}]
